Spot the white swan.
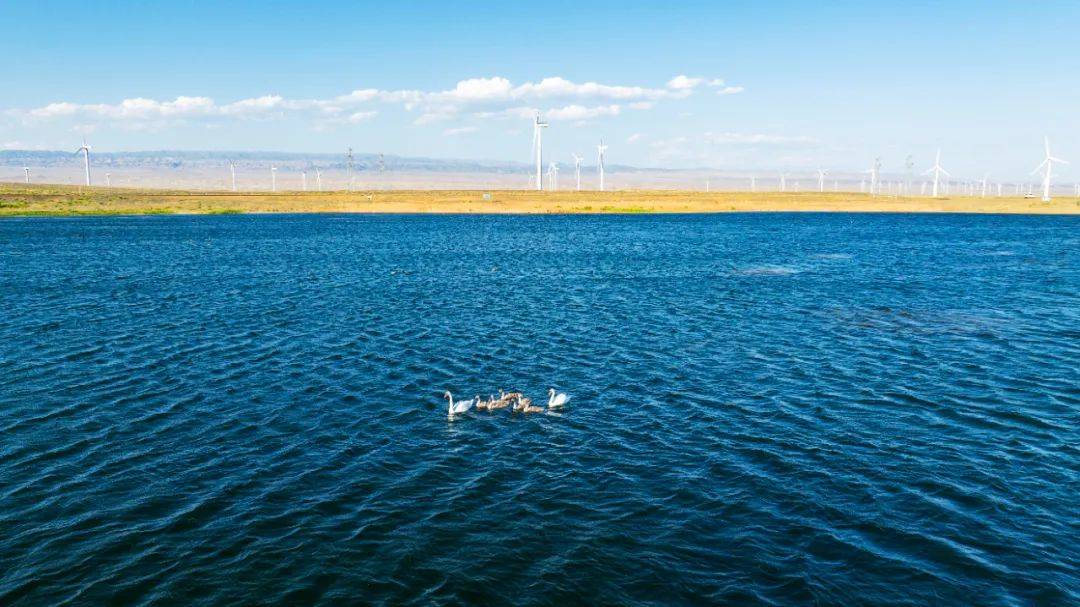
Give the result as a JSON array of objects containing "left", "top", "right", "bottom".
[
  {"left": 444, "top": 391, "right": 474, "bottom": 417},
  {"left": 547, "top": 388, "right": 570, "bottom": 409}
]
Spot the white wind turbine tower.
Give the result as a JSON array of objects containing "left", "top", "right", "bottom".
[
  {"left": 816, "top": 169, "right": 828, "bottom": 192},
  {"left": 571, "top": 153, "right": 583, "bottom": 191},
  {"left": 750, "top": 176, "right": 757, "bottom": 192},
  {"left": 270, "top": 166, "right": 278, "bottom": 192},
  {"left": 229, "top": 161, "right": 237, "bottom": 192},
  {"left": 23, "top": 167, "right": 30, "bottom": 184},
  {"left": 779, "top": 173, "right": 787, "bottom": 192},
  {"left": 904, "top": 155, "right": 915, "bottom": 195},
  {"left": 75, "top": 138, "right": 91, "bottom": 186},
  {"left": 867, "top": 157, "right": 881, "bottom": 196},
  {"left": 106, "top": 173, "right": 111, "bottom": 187},
  {"left": 981, "top": 173, "right": 989, "bottom": 198},
  {"left": 923, "top": 149, "right": 949, "bottom": 198},
  {"left": 302, "top": 171, "right": 308, "bottom": 192},
  {"left": 531, "top": 112, "right": 549, "bottom": 191},
  {"left": 315, "top": 169, "right": 322, "bottom": 192},
  {"left": 1032, "top": 136, "right": 1068, "bottom": 202},
  {"left": 597, "top": 139, "right": 608, "bottom": 191}
]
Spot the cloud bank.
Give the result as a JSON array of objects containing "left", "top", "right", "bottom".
[{"left": 10, "top": 75, "right": 741, "bottom": 130}]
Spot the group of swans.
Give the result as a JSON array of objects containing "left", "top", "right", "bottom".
[{"left": 444, "top": 388, "right": 569, "bottom": 418}]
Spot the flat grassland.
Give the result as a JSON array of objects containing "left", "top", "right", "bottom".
[{"left": 2, "top": 183, "right": 1078, "bottom": 216}]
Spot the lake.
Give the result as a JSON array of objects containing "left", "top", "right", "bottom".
[{"left": 1, "top": 213, "right": 1077, "bottom": 605}]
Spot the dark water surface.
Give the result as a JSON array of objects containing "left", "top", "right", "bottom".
[{"left": 1, "top": 213, "right": 1077, "bottom": 605}]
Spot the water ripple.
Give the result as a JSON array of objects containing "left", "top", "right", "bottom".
[{"left": 1, "top": 213, "right": 1077, "bottom": 605}]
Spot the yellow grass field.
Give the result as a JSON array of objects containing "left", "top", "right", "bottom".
[{"left": 2, "top": 183, "right": 1078, "bottom": 216}]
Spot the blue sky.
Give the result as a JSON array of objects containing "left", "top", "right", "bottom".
[{"left": 2, "top": 1, "right": 1078, "bottom": 178}]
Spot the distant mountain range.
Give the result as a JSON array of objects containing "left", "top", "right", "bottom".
[{"left": 0, "top": 150, "right": 650, "bottom": 174}]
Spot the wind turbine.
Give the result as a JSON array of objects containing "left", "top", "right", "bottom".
[
  {"left": 779, "top": 173, "right": 787, "bottom": 192},
  {"left": 750, "top": 176, "right": 756, "bottom": 192},
  {"left": 105, "top": 173, "right": 111, "bottom": 187},
  {"left": 571, "top": 153, "right": 583, "bottom": 191},
  {"left": 547, "top": 162, "right": 559, "bottom": 191},
  {"left": 597, "top": 139, "right": 608, "bottom": 191},
  {"left": 981, "top": 173, "right": 989, "bottom": 198},
  {"left": 816, "top": 169, "right": 828, "bottom": 192},
  {"left": 302, "top": 171, "right": 308, "bottom": 192},
  {"left": 315, "top": 168, "right": 322, "bottom": 192},
  {"left": 229, "top": 161, "right": 237, "bottom": 192},
  {"left": 75, "top": 138, "right": 91, "bottom": 186},
  {"left": 346, "top": 147, "right": 354, "bottom": 191},
  {"left": 866, "top": 157, "right": 881, "bottom": 196},
  {"left": 1032, "top": 136, "right": 1068, "bottom": 202},
  {"left": 532, "top": 112, "right": 549, "bottom": 191},
  {"left": 23, "top": 167, "right": 29, "bottom": 184},
  {"left": 923, "top": 150, "right": 949, "bottom": 198},
  {"left": 905, "top": 155, "right": 915, "bottom": 195},
  {"left": 271, "top": 166, "right": 277, "bottom": 192}
]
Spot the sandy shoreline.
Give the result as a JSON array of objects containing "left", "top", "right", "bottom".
[{"left": 2, "top": 184, "right": 1078, "bottom": 216}]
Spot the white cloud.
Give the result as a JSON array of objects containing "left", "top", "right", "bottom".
[
  {"left": 716, "top": 86, "right": 745, "bottom": 96},
  {"left": 482, "top": 106, "right": 540, "bottom": 120},
  {"left": 627, "top": 133, "right": 642, "bottom": 143},
  {"left": 436, "top": 77, "right": 514, "bottom": 102},
  {"left": 667, "top": 75, "right": 705, "bottom": 90},
  {"left": 12, "top": 74, "right": 740, "bottom": 129},
  {"left": 477, "top": 103, "right": 623, "bottom": 122},
  {"left": 443, "top": 126, "right": 478, "bottom": 136},
  {"left": 546, "top": 104, "right": 621, "bottom": 120},
  {"left": 1, "top": 140, "right": 24, "bottom": 150},
  {"left": 345, "top": 111, "right": 378, "bottom": 123},
  {"left": 28, "top": 102, "right": 82, "bottom": 118},
  {"left": 221, "top": 95, "right": 284, "bottom": 115},
  {"left": 414, "top": 107, "right": 460, "bottom": 124},
  {"left": 511, "top": 77, "right": 682, "bottom": 101}
]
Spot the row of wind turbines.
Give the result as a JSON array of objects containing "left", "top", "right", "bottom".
[
  {"left": 852, "top": 138, "right": 1067, "bottom": 202},
  {"left": 755, "top": 137, "right": 1068, "bottom": 202},
  {"left": 17, "top": 135, "right": 1070, "bottom": 201},
  {"left": 531, "top": 112, "right": 608, "bottom": 192}
]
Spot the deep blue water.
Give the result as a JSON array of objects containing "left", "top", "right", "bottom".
[{"left": 1, "top": 213, "right": 1078, "bottom": 606}]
